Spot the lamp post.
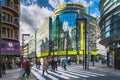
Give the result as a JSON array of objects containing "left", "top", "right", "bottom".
[
  {"left": 76, "top": 18, "right": 88, "bottom": 70},
  {"left": 22, "top": 34, "right": 30, "bottom": 62},
  {"left": 0, "top": 0, "right": 2, "bottom": 78},
  {"left": 66, "top": 31, "right": 68, "bottom": 60},
  {"left": 52, "top": 40, "right": 55, "bottom": 60},
  {"left": 35, "top": 32, "right": 37, "bottom": 64}
]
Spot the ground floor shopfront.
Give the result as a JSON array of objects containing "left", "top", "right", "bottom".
[
  {"left": 1, "top": 39, "right": 20, "bottom": 69},
  {"left": 1, "top": 55, "right": 20, "bottom": 69},
  {"left": 107, "top": 48, "right": 120, "bottom": 70}
]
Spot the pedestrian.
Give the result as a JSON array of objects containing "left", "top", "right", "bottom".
[
  {"left": 51, "top": 58, "right": 55, "bottom": 72},
  {"left": 21, "top": 59, "right": 27, "bottom": 77},
  {"left": 58, "top": 58, "right": 61, "bottom": 66},
  {"left": 62, "top": 59, "right": 67, "bottom": 70},
  {"left": 1, "top": 61, "right": 6, "bottom": 75},
  {"left": 42, "top": 59, "right": 49, "bottom": 76},
  {"left": 68, "top": 58, "right": 72, "bottom": 66},
  {"left": 36, "top": 60, "right": 41, "bottom": 70},
  {"left": 55, "top": 60, "right": 58, "bottom": 70},
  {"left": 25, "top": 59, "right": 31, "bottom": 79}
]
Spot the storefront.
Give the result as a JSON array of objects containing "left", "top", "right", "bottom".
[
  {"left": 1, "top": 39, "right": 20, "bottom": 69},
  {"left": 114, "top": 48, "right": 120, "bottom": 70},
  {"left": 107, "top": 51, "right": 114, "bottom": 67}
]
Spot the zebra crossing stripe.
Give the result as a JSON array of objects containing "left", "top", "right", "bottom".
[
  {"left": 32, "top": 67, "right": 70, "bottom": 80},
  {"left": 66, "top": 68, "right": 105, "bottom": 76},
  {"left": 32, "top": 67, "right": 59, "bottom": 80},
  {"left": 33, "top": 67, "right": 70, "bottom": 79},
  {"left": 56, "top": 71, "right": 80, "bottom": 78},
  {"left": 31, "top": 69, "right": 46, "bottom": 80},
  {"left": 58, "top": 69, "right": 89, "bottom": 78},
  {"left": 47, "top": 70, "right": 70, "bottom": 79},
  {"left": 60, "top": 69, "right": 98, "bottom": 77}
]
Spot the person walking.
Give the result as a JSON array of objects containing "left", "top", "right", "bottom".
[
  {"left": 22, "top": 59, "right": 27, "bottom": 77},
  {"left": 1, "top": 61, "right": 6, "bottom": 75},
  {"left": 36, "top": 60, "right": 41, "bottom": 70},
  {"left": 25, "top": 59, "right": 31, "bottom": 79},
  {"left": 62, "top": 59, "right": 67, "bottom": 70},
  {"left": 54, "top": 60, "right": 58, "bottom": 71},
  {"left": 51, "top": 58, "right": 55, "bottom": 72},
  {"left": 42, "top": 59, "right": 49, "bottom": 76}
]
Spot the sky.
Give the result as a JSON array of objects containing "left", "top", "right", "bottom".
[{"left": 20, "top": 0, "right": 106, "bottom": 55}]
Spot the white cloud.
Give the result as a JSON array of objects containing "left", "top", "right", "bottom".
[
  {"left": 69, "top": 0, "right": 93, "bottom": 7},
  {"left": 91, "top": 13, "right": 99, "bottom": 18},
  {"left": 48, "top": 0, "right": 66, "bottom": 8},
  {"left": 48, "top": 0, "right": 93, "bottom": 8},
  {"left": 20, "top": 3, "right": 53, "bottom": 44}
]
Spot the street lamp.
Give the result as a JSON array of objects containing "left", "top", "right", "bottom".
[{"left": 22, "top": 34, "right": 30, "bottom": 62}]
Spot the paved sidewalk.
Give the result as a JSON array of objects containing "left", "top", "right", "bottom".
[
  {"left": 0, "top": 68, "right": 21, "bottom": 80},
  {"left": 89, "top": 63, "right": 120, "bottom": 76},
  {"left": 71, "top": 62, "right": 120, "bottom": 76},
  {"left": 0, "top": 68, "right": 36, "bottom": 80}
]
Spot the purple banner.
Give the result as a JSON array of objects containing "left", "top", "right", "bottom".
[{"left": 1, "top": 39, "right": 20, "bottom": 54}]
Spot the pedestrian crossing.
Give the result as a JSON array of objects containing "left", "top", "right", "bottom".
[{"left": 31, "top": 66, "right": 106, "bottom": 80}]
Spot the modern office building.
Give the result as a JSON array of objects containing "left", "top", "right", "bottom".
[
  {"left": 51, "top": 3, "right": 97, "bottom": 60},
  {"left": 99, "top": 0, "right": 120, "bottom": 69},
  {"left": 27, "top": 3, "right": 97, "bottom": 63},
  {"left": 1, "top": 0, "right": 20, "bottom": 69}
]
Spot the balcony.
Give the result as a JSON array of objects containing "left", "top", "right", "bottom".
[
  {"left": 2, "top": 19, "right": 19, "bottom": 29},
  {"left": 1, "top": 34, "right": 19, "bottom": 41},
  {"left": 2, "top": 4, "right": 19, "bottom": 17}
]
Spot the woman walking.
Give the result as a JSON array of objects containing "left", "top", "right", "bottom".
[{"left": 42, "top": 59, "right": 49, "bottom": 76}]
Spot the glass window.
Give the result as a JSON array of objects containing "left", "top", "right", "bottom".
[
  {"left": 106, "top": 32, "right": 110, "bottom": 37},
  {"left": 2, "top": 27, "right": 6, "bottom": 36},
  {"left": 2, "top": 13, "right": 6, "bottom": 21},
  {"left": 105, "top": 25, "right": 110, "bottom": 32},
  {"left": 11, "top": 15, "right": 12, "bottom": 23}
]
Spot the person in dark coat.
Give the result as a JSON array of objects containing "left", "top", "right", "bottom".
[
  {"left": 1, "top": 61, "right": 6, "bottom": 75},
  {"left": 25, "top": 59, "right": 31, "bottom": 79},
  {"left": 51, "top": 59, "right": 55, "bottom": 72},
  {"left": 36, "top": 60, "right": 41, "bottom": 70}
]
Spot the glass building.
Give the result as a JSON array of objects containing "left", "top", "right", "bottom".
[
  {"left": 51, "top": 3, "right": 97, "bottom": 60},
  {"left": 27, "top": 3, "right": 97, "bottom": 63},
  {"left": 99, "top": 0, "right": 120, "bottom": 69}
]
